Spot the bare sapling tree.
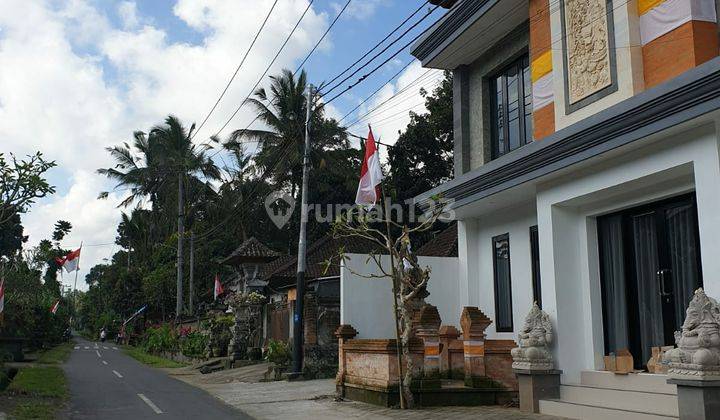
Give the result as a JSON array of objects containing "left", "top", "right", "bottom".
[{"left": 327, "top": 197, "right": 451, "bottom": 408}]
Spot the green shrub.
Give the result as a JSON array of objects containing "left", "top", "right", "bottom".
[
  {"left": 142, "top": 325, "right": 178, "bottom": 354},
  {"left": 265, "top": 339, "right": 291, "bottom": 367},
  {"left": 180, "top": 331, "right": 208, "bottom": 359}
]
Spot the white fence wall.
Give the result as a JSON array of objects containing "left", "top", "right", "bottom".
[{"left": 340, "top": 253, "right": 460, "bottom": 339}]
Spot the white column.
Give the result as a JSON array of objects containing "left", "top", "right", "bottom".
[{"left": 457, "top": 219, "right": 480, "bottom": 308}]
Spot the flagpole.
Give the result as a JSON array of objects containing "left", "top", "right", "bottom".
[
  {"left": 73, "top": 241, "right": 82, "bottom": 325},
  {"left": 372, "top": 124, "right": 407, "bottom": 409}
]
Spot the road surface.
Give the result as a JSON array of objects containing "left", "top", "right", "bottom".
[{"left": 63, "top": 336, "right": 250, "bottom": 419}]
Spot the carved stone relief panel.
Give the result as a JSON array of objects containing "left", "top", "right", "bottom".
[{"left": 562, "top": 0, "right": 615, "bottom": 106}]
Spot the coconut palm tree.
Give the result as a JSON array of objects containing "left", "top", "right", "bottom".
[
  {"left": 227, "top": 69, "right": 348, "bottom": 196},
  {"left": 99, "top": 115, "right": 220, "bottom": 319}
]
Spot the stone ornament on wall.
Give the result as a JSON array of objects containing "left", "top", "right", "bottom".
[
  {"left": 664, "top": 288, "right": 720, "bottom": 380},
  {"left": 511, "top": 302, "right": 554, "bottom": 370},
  {"left": 563, "top": 0, "right": 613, "bottom": 105}
]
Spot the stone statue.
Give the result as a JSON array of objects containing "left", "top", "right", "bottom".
[
  {"left": 512, "top": 302, "right": 554, "bottom": 370},
  {"left": 664, "top": 288, "right": 720, "bottom": 379}
]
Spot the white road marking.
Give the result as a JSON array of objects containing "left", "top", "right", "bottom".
[
  {"left": 95, "top": 350, "right": 101, "bottom": 358},
  {"left": 103, "top": 346, "right": 109, "bottom": 349},
  {"left": 112, "top": 370, "right": 123, "bottom": 378},
  {"left": 138, "top": 394, "right": 163, "bottom": 414},
  {"left": 102, "top": 361, "right": 108, "bottom": 365},
  {"left": 112, "top": 347, "right": 118, "bottom": 350},
  {"left": 74, "top": 346, "right": 80, "bottom": 350},
  {"left": 84, "top": 346, "right": 89, "bottom": 349}
]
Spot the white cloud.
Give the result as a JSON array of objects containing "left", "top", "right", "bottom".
[
  {"left": 117, "top": 1, "right": 140, "bottom": 30},
  {"left": 332, "top": 0, "right": 384, "bottom": 20},
  {"left": 0, "top": 0, "right": 330, "bottom": 290}
]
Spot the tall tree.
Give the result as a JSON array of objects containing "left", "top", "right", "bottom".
[
  {"left": 388, "top": 71, "right": 453, "bottom": 202},
  {"left": 0, "top": 152, "right": 56, "bottom": 224},
  {"left": 99, "top": 115, "right": 220, "bottom": 319},
  {"left": 228, "top": 69, "right": 348, "bottom": 196}
]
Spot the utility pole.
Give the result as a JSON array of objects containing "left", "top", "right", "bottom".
[
  {"left": 291, "top": 84, "right": 313, "bottom": 377},
  {"left": 188, "top": 231, "right": 195, "bottom": 315},
  {"left": 176, "top": 172, "right": 184, "bottom": 321}
]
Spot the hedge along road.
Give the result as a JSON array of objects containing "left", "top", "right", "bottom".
[{"left": 63, "top": 335, "right": 251, "bottom": 419}]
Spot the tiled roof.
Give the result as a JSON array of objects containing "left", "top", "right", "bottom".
[
  {"left": 221, "top": 237, "right": 282, "bottom": 265},
  {"left": 265, "top": 234, "right": 382, "bottom": 289},
  {"left": 417, "top": 222, "right": 458, "bottom": 257}
]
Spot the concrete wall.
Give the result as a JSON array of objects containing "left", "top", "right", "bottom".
[{"left": 340, "top": 254, "right": 460, "bottom": 339}]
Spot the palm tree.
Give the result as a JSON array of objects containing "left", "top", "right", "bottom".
[
  {"left": 227, "top": 69, "right": 348, "bottom": 196},
  {"left": 99, "top": 115, "right": 220, "bottom": 319}
]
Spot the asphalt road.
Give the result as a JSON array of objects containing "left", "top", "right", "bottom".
[{"left": 63, "top": 336, "right": 251, "bottom": 419}]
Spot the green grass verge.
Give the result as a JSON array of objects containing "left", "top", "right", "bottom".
[
  {"left": 11, "top": 400, "right": 57, "bottom": 420},
  {"left": 123, "top": 346, "right": 187, "bottom": 368},
  {"left": 4, "top": 366, "right": 68, "bottom": 419},
  {"left": 37, "top": 341, "right": 75, "bottom": 364},
  {"left": 7, "top": 366, "right": 67, "bottom": 398}
]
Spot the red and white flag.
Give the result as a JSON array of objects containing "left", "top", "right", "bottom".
[
  {"left": 57, "top": 248, "right": 81, "bottom": 273},
  {"left": 50, "top": 300, "right": 60, "bottom": 314},
  {"left": 0, "top": 278, "right": 5, "bottom": 316},
  {"left": 355, "top": 128, "right": 384, "bottom": 206},
  {"left": 213, "top": 275, "right": 224, "bottom": 300}
]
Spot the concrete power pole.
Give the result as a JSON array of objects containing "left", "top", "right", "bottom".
[
  {"left": 188, "top": 231, "right": 195, "bottom": 315},
  {"left": 176, "top": 172, "right": 184, "bottom": 320},
  {"left": 291, "top": 84, "right": 313, "bottom": 376}
]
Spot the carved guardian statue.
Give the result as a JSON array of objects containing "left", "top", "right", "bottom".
[
  {"left": 512, "top": 302, "right": 554, "bottom": 370},
  {"left": 664, "top": 288, "right": 720, "bottom": 379}
]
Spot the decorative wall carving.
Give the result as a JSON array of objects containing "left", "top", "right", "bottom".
[{"left": 563, "top": 0, "right": 613, "bottom": 104}]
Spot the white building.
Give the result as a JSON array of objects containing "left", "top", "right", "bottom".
[{"left": 408, "top": 0, "right": 720, "bottom": 417}]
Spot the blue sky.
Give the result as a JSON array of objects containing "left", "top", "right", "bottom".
[{"left": 1, "top": 0, "right": 446, "bottom": 290}]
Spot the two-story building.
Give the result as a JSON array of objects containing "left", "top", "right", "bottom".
[{"left": 413, "top": 0, "right": 720, "bottom": 417}]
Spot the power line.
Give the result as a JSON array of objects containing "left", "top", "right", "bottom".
[
  {"left": 337, "top": 60, "right": 415, "bottom": 123},
  {"left": 294, "top": 0, "right": 352, "bottom": 76},
  {"left": 319, "top": 1, "right": 430, "bottom": 93},
  {"left": 191, "top": 0, "right": 279, "bottom": 141},
  {"left": 212, "top": 0, "right": 315, "bottom": 139},
  {"left": 342, "top": 70, "right": 440, "bottom": 126},
  {"left": 319, "top": 3, "right": 440, "bottom": 98}
]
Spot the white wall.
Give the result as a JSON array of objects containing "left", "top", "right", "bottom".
[
  {"left": 340, "top": 253, "right": 459, "bottom": 339},
  {"left": 464, "top": 203, "right": 538, "bottom": 341}
]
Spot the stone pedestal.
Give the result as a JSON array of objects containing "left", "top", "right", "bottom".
[
  {"left": 460, "top": 306, "right": 492, "bottom": 387},
  {"left": 514, "top": 369, "right": 562, "bottom": 413},
  {"left": 335, "top": 324, "right": 358, "bottom": 395},
  {"left": 668, "top": 378, "right": 720, "bottom": 420}
]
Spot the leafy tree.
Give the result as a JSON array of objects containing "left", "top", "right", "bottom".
[
  {"left": 0, "top": 212, "right": 27, "bottom": 258},
  {"left": 52, "top": 220, "right": 72, "bottom": 242},
  {"left": 0, "top": 152, "right": 56, "bottom": 224},
  {"left": 388, "top": 71, "right": 453, "bottom": 203}
]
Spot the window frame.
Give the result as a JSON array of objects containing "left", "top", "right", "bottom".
[
  {"left": 530, "top": 225, "right": 542, "bottom": 309},
  {"left": 490, "top": 55, "right": 533, "bottom": 159},
  {"left": 492, "top": 233, "right": 514, "bottom": 332}
]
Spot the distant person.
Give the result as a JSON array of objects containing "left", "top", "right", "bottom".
[{"left": 100, "top": 328, "right": 107, "bottom": 343}]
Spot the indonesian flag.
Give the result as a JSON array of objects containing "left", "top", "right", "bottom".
[
  {"left": 57, "top": 248, "right": 81, "bottom": 273},
  {"left": 50, "top": 300, "right": 60, "bottom": 314},
  {"left": 0, "top": 278, "right": 5, "bottom": 316},
  {"left": 214, "top": 275, "right": 224, "bottom": 300},
  {"left": 355, "top": 128, "right": 384, "bottom": 206}
]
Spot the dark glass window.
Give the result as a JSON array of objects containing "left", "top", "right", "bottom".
[
  {"left": 492, "top": 234, "right": 513, "bottom": 332},
  {"left": 530, "top": 226, "right": 542, "bottom": 308},
  {"left": 491, "top": 56, "right": 533, "bottom": 159}
]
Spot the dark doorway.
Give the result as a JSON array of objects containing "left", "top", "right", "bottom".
[{"left": 597, "top": 193, "right": 702, "bottom": 367}]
